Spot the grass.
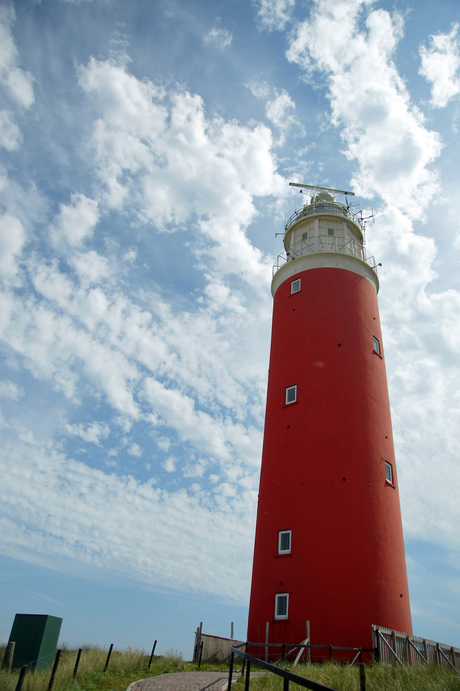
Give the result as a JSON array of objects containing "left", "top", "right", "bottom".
[
  {"left": 235, "top": 660, "right": 460, "bottom": 691},
  {"left": 0, "top": 645, "right": 224, "bottom": 691},
  {"left": 0, "top": 646, "right": 459, "bottom": 691}
]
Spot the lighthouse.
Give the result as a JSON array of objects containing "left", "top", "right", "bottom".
[{"left": 247, "top": 184, "right": 412, "bottom": 660}]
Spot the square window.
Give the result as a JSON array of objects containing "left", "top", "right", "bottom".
[
  {"left": 373, "top": 336, "right": 381, "bottom": 355},
  {"left": 275, "top": 593, "right": 289, "bottom": 619},
  {"left": 285, "top": 385, "right": 297, "bottom": 405},
  {"left": 328, "top": 228, "right": 334, "bottom": 236},
  {"left": 278, "top": 530, "right": 292, "bottom": 554},
  {"left": 385, "top": 461, "right": 393, "bottom": 484},
  {"left": 291, "top": 278, "right": 301, "bottom": 294}
]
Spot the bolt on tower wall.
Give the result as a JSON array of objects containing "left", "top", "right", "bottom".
[{"left": 247, "top": 190, "right": 412, "bottom": 659}]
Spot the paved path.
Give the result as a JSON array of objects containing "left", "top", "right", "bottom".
[
  {"left": 127, "top": 670, "right": 263, "bottom": 691},
  {"left": 127, "top": 671, "right": 235, "bottom": 691}
]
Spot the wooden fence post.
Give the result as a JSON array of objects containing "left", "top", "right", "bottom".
[
  {"left": 392, "top": 630, "right": 398, "bottom": 662},
  {"left": 5, "top": 641, "right": 15, "bottom": 672},
  {"left": 265, "top": 622, "right": 269, "bottom": 662},
  {"left": 374, "top": 628, "right": 381, "bottom": 663}
]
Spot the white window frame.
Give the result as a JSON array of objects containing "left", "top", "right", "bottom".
[
  {"left": 278, "top": 530, "right": 292, "bottom": 555},
  {"left": 285, "top": 385, "right": 297, "bottom": 405},
  {"left": 373, "top": 336, "right": 381, "bottom": 355},
  {"left": 291, "top": 278, "right": 301, "bottom": 294},
  {"left": 385, "top": 461, "right": 394, "bottom": 484},
  {"left": 275, "top": 593, "right": 289, "bottom": 620}
]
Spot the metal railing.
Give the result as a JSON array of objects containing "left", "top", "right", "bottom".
[
  {"left": 285, "top": 203, "right": 350, "bottom": 232},
  {"left": 272, "top": 242, "right": 378, "bottom": 278},
  {"left": 228, "top": 642, "right": 370, "bottom": 691},
  {"left": 228, "top": 643, "right": 337, "bottom": 691}
]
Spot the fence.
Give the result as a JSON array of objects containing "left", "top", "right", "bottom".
[
  {"left": 1, "top": 640, "right": 158, "bottom": 691},
  {"left": 373, "top": 626, "right": 460, "bottom": 671}
]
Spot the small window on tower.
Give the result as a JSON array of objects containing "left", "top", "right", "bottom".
[
  {"left": 385, "top": 461, "right": 394, "bottom": 484},
  {"left": 302, "top": 232, "right": 308, "bottom": 241},
  {"left": 285, "top": 385, "right": 297, "bottom": 405},
  {"left": 373, "top": 336, "right": 381, "bottom": 355},
  {"left": 328, "top": 228, "right": 334, "bottom": 236},
  {"left": 291, "top": 278, "right": 301, "bottom": 294},
  {"left": 278, "top": 530, "right": 292, "bottom": 554},
  {"left": 275, "top": 593, "right": 289, "bottom": 619}
]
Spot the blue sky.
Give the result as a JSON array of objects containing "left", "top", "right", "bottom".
[{"left": 0, "top": 0, "right": 459, "bottom": 659}]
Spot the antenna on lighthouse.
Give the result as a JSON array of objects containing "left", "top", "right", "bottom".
[{"left": 289, "top": 182, "right": 355, "bottom": 197}]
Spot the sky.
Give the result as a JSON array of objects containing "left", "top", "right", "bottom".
[{"left": 0, "top": 0, "right": 459, "bottom": 661}]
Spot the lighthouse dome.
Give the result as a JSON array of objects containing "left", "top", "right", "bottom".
[{"left": 312, "top": 192, "right": 334, "bottom": 203}]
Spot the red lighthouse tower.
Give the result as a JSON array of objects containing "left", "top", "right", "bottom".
[{"left": 247, "top": 184, "right": 412, "bottom": 659}]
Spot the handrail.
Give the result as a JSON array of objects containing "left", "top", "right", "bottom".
[
  {"left": 285, "top": 202, "right": 350, "bottom": 232},
  {"left": 272, "top": 246, "right": 378, "bottom": 278},
  {"left": 228, "top": 643, "right": 338, "bottom": 691}
]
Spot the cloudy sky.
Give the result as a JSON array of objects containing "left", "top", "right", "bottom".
[{"left": 0, "top": 0, "right": 459, "bottom": 658}]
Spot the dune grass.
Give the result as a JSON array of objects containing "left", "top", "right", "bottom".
[
  {"left": 237, "top": 660, "right": 460, "bottom": 691},
  {"left": 0, "top": 646, "right": 202, "bottom": 691}
]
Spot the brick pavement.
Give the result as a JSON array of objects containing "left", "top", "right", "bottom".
[{"left": 127, "top": 671, "right": 235, "bottom": 691}]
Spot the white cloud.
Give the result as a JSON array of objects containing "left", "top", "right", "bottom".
[
  {"left": 253, "top": 0, "right": 295, "bottom": 32},
  {"left": 286, "top": 2, "right": 442, "bottom": 217},
  {"left": 247, "top": 80, "right": 271, "bottom": 100},
  {"left": 65, "top": 421, "right": 110, "bottom": 445},
  {"left": 0, "top": 380, "right": 24, "bottom": 400},
  {"left": 0, "top": 110, "right": 22, "bottom": 150},
  {"left": 0, "top": 213, "right": 26, "bottom": 282},
  {"left": 0, "top": 4, "right": 34, "bottom": 109},
  {"left": 0, "top": 437, "right": 254, "bottom": 602},
  {"left": 265, "top": 90, "right": 305, "bottom": 143},
  {"left": 52, "top": 193, "right": 100, "bottom": 247},
  {"left": 419, "top": 23, "right": 460, "bottom": 108},
  {"left": 247, "top": 81, "right": 304, "bottom": 144},
  {"left": 69, "top": 250, "right": 110, "bottom": 285},
  {"left": 77, "top": 55, "right": 284, "bottom": 287},
  {"left": 162, "top": 456, "right": 176, "bottom": 473},
  {"left": 128, "top": 442, "right": 142, "bottom": 457},
  {"left": 203, "top": 18, "right": 233, "bottom": 49}
]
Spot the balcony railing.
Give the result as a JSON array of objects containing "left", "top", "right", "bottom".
[
  {"left": 285, "top": 201, "right": 352, "bottom": 233},
  {"left": 272, "top": 238, "right": 379, "bottom": 278}
]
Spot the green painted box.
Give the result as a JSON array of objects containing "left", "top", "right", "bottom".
[{"left": 2, "top": 613, "right": 62, "bottom": 671}]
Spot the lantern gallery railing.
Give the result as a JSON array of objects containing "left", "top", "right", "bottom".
[
  {"left": 272, "top": 241, "right": 379, "bottom": 278},
  {"left": 285, "top": 201, "right": 351, "bottom": 233}
]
